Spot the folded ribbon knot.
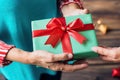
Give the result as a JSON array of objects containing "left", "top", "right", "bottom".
[{"left": 33, "top": 17, "right": 94, "bottom": 53}]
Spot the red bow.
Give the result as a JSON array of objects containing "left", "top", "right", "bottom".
[{"left": 33, "top": 17, "right": 94, "bottom": 53}]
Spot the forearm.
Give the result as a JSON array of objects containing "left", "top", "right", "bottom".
[
  {"left": 6, "top": 48, "right": 30, "bottom": 64},
  {"left": 0, "top": 40, "right": 30, "bottom": 66}
]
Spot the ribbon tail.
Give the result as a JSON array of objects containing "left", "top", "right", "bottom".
[
  {"left": 82, "top": 24, "right": 95, "bottom": 31},
  {"left": 45, "top": 29, "right": 63, "bottom": 48},
  {"left": 61, "top": 32, "right": 73, "bottom": 53},
  {"left": 33, "top": 29, "right": 52, "bottom": 37},
  {"left": 68, "top": 30, "right": 86, "bottom": 44}
]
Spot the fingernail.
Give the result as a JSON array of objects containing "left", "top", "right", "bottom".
[
  {"left": 92, "top": 47, "right": 97, "bottom": 52},
  {"left": 82, "top": 63, "right": 88, "bottom": 68},
  {"left": 68, "top": 54, "right": 73, "bottom": 59}
]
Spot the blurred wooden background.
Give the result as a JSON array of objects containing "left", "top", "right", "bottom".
[{"left": 61, "top": 0, "right": 120, "bottom": 80}]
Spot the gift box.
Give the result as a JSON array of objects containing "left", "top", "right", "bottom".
[{"left": 32, "top": 14, "right": 98, "bottom": 59}]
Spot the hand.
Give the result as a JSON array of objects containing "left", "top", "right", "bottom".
[
  {"left": 7, "top": 48, "right": 88, "bottom": 72},
  {"left": 61, "top": 3, "right": 89, "bottom": 17},
  {"left": 92, "top": 46, "right": 120, "bottom": 62},
  {"left": 63, "top": 8, "right": 89, "bottom": 17},
  {"left": 27, "top": 50, "right": 88, "bottom": 72}
]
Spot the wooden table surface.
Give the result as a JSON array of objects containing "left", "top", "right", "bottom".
[{"left": 61, "top": 0, "right": 120, "bottom": 80}]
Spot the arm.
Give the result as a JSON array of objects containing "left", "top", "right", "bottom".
[{"left": 0, "top": 40, "right": 88, "bottom": 72}]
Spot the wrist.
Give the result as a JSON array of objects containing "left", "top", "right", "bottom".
[
  {"left": 26, "top": 52, "right": 35, "bottom": 64},
  {"left": 0, "top": 41, "right": 15, "bottom": 67}
]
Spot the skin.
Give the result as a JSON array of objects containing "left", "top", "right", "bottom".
[
  {"left": 61, "top": 3, "right": 89, "bottom": 16},
  {"left": 92, "top": 47, "right": 120, "bottom": 62},
  {"left": 6, "top": 3, "right": 89, "bottom": 72}
]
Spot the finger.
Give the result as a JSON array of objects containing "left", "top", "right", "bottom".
[
  {"left": 49, "top": 62, "right": 88, "bottom": 72},
  {"left": 83, "top": 9, "right": 89, "bottom": 14},
  {"left": 100, "top": 55, "right": 118, "bottom": 62},
  {"left": 92, "top": 46, "right": 109, "bottom": 56},
  {"left": 100, "top": 55, "right": 113, "bottom": 61},
  {"left": 77, "top": 9, "right": 89, "bottom": 14},
  {"left": 62, "top": 62, "right": 88, "bottom": 72},
  {"left": 99, "top": 46, "right": 112, "bottom": 49},
  {"left": 47, "top": 53, "right": 73, "bottom": 62}
]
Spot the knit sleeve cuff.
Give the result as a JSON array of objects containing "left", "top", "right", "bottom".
[
  {"left": 0, "top": 40, "right": 15, "bottom": 67},
  {"left": 60, "top": 0, "right": 84, "bottom": 9}
]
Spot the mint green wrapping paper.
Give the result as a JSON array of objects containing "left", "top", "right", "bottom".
[{"left": 32, "top": 14, "right": 98, "bottom": 59}]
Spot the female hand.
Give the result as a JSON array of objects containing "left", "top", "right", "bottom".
[
  {"left": 7, "top": 48, "right": 88, "bottom": 72},
  {"left": 92, "top": 46, "right": 120, "bottom": 62},
  {"left": 61, "top": 3, "right": 89, "bottom": 17},
  {"left": 27, "top": 50, "right": 88, "bottom": 72},
  {"left": 63, "top": 8, "right": 89, "bottom": 17}
]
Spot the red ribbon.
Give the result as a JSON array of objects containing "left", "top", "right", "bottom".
[
  {"left": 33, "top": 17, "right": 94, "bottom": 53},
  {"left": 112, "top": 67, "right": 120, "bottom": 77}
]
